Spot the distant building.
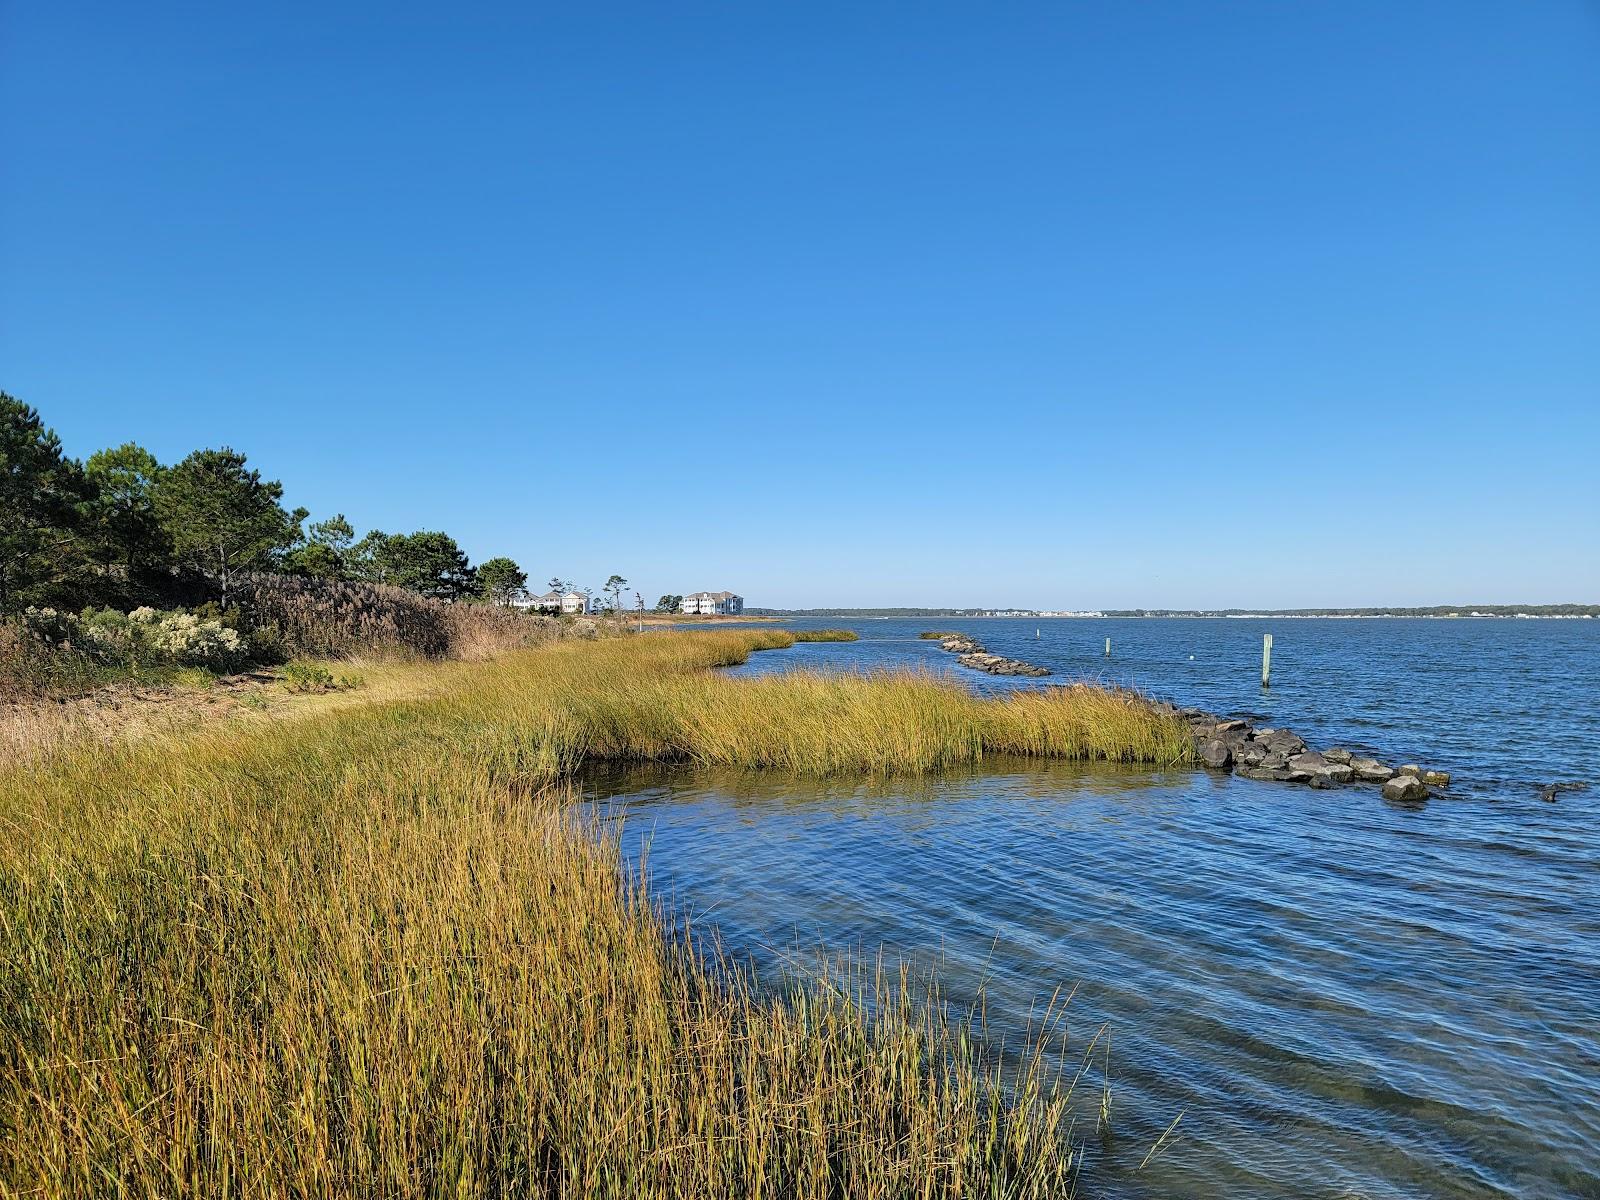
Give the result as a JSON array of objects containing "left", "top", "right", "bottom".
[
  {"left": 681, "top": 590, "right": 744, "bottom": 616},
  {"left": 524, "top": 590, "right": 592, "bottom": 614}
]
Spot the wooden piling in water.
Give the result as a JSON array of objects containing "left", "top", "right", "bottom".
[
  {"left": 1105, "top": 637, "right": 1111, "bottom": 658},
  {"left": 1262, "top": 633, "right": 1273, "bottom": 687}
]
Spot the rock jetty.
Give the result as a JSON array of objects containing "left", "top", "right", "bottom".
[
  {"left": 920, "top": 631, "right": 1457, "bottom": 801},
  {"left": 925, "top": 632, "right": 1051, "bottom": 678},
  {"left": 1152, "top": 700, "right": 1452, "bottom": 801}
]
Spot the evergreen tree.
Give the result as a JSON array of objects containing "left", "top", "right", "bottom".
[
  {"left": 85, "top": 442, "right": 167, "bottom": 578},
  {"left": 354, "top": 531, "right": 475, "bottom": 600},
  {"left": 477, "top": 557, "right": 528, "bottom": 607},
  {"left": 153, "top": 448, "right": 305, "bottom": 608},
  {"left": 0, "top": 394, "right": 93, "bottom": 612}
]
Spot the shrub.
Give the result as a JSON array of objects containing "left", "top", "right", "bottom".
[
  {"left": 172, "top": 667, "right": 217, "bottom": 691},
  {"left": 18, "top": 607, "right": 81, "bottom": 647},
  {"left": 282, "top": 661, "right": 337, "bottom": 692},
  {"left": 0, "top": 620, "right": 106, "bottom": 699},
  {"left": 235, "top": 572, "right": 560, "bottom": 661},
  {"left": 5, "top": 605, "right": 249, "bottom": 687},
  {"left": 138, "top": 609, "right": 247, "bottom": 671},
  {"left": 78, "top": 606, "right": 248, "bottom": 672}
]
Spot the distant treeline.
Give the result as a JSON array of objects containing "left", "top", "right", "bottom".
[
  {"left": 1101, "top": 605, "right": 1599, "bottom": 618},
  {"left": 750, "top": 604, "right": 1599, "bottom": 619}
]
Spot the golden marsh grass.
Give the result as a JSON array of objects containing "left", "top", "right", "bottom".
[
  {"left": 0, "top": 630, "right": 1189, "bottom": 1197},
  {"left": 488, "top": 630, "right": 1192, "bottom": 776}
]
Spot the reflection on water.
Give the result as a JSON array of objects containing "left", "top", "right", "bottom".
[{"left": 585, "top": 756, "right": 1600, "bottom": 1200}]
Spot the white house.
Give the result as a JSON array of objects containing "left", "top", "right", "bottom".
[
  {"left": 524, "top": 590, "right": 592, "bottom": 615},
  {"left": 680, "top": 590, "right": 744, "bottom": 616}
]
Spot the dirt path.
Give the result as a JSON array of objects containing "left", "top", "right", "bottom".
[{"left": 1, "top": 659, "right": 458, "bottom": 764}]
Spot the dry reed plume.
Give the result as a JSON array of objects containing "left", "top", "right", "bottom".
[{"left": 235, "top": 572, "right": 562, "bottom": 660}]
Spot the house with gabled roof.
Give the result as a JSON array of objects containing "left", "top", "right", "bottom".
[
  {"left": 521, "top": 589, "right": 591, "bottom": 615},
  {"left": 680, "top": 590, "right": 744, "bottom": 616}
]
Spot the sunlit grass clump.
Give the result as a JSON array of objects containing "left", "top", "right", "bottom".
[
  {"left": 476, "top": 630, "right": 1192, "bottom": 778},
  {"left": 789, "top": 628, "right": 859, "bottom": 642},
  {"left": 0, "top": 630, "right": 1187, "bottom": 1197},
  {"left": 0, "top": 771, "right": 1079, "bottom": 1196}
]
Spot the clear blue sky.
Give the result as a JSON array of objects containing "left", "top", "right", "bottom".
[{"left": 3, "top": 2, "right": 1596, "bottom": 609}]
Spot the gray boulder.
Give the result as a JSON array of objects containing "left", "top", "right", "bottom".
[
  {"left": 1265, "top": 731, "right": 1308, "bottom": 755},
  {"left": 1323, "top": 748, "right": 1353, "bottom": 764},
  {"left": 1382, "top": 775, "right": 1430, "bottom": 802},
  {"left": 1238, "top": 766, "right": 1295, "bottom": 782},
  {"left": 1394, "top": 765, "right": 1450, "bottom": 788},
  {"left": 1199, "top": 739, "right": 1233, "bottom": 770},
  {"left": 1351, "top": 758, "right": 1393, "bottom": 782}
]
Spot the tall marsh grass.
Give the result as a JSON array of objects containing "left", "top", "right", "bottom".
[
  {"left": 0, "top": 630, "right": 1188, "bottom": 1197},
  {"left": 236, "top": 572, "right": 559, "bottom": 660},
  {"left": 459, "top": 630, "right": 1192, "bottom": 778}
]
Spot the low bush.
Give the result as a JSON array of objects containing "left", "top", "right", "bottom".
[
  {"left": 3, "top": 576, "right": 566, "bottom": 702},
  {"left": 172, "top": 667, "right": 218, "bottom": 691},
  {"left": 18, "top": 605, "right": 249, "bottom": 673},
  {"left": 281, "top": 660, "right": 364, "bottom": 693},
  {"left": 281, "top": 660, "right": 337, "bottom": 692},
  {"left": 2, "top": 605, "right": 248, "bottom": 698},
  {"left": 86, "top": 607, "right": 249, "bottom": 671},
  {"left": 0, "top": 621, "right": 109, "bottom": 700}
]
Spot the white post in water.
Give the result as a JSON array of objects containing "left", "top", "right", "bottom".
[
  {"left": 1262, "top": 633, "right": 1273, "bottom": 687},
  {"left": 1105, "top": 637, "right": 1111, "bottom": 658}
]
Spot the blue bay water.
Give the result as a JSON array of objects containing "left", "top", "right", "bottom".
[{"left": 587, "top": 617, "right": 1600, "bottom": 1199}]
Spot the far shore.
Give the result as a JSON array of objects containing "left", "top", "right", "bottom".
[{"left": 637, "top": 613, "right": 787, "bottom": 626}]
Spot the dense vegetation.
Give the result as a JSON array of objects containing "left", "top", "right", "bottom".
[
  {"left": 1, "top": 394, "right": 646, "bottom": 696},
  {"left": 0, "top": 629, "right": 1189, "bottom": 1198},
  {"left": 0, "top": 392, "right": 625, "bottom": 617}
]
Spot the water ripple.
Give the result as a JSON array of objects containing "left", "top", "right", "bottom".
[{"left": 591, "top": 617, "right": 1600, "bottom": 1199}]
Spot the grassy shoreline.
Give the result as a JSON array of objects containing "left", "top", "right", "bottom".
[{"left": 1, "top": 630, "right": 1186, "bottom": 1197}]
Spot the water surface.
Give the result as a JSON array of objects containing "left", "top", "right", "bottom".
[{"left": 593, "top": 618, "right": 1599, "bottom": 1198}]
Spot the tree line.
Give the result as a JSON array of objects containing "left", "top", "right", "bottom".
[{"left": 1, "top": 392, "right": 623, "bottom": 617}]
